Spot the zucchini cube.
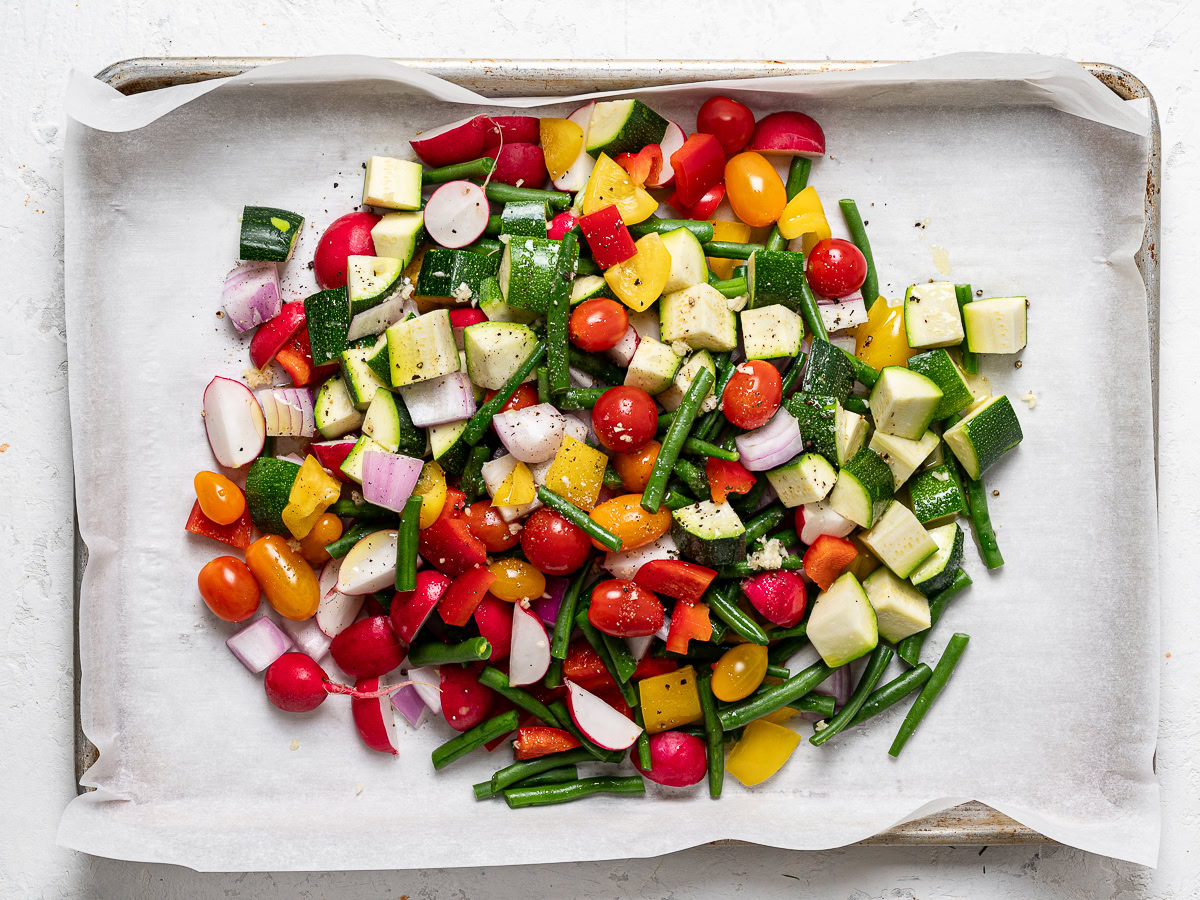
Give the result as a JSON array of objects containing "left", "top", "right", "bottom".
[
  {"left": 904, "top": 281, "right": 964, "bottom": 348},
  {"left": 741, "top": 304, "right": 804, "bottom": 360},
  {"left": 363, "top": 156, "right": 422, "bottom": 210},
  {"left": 869, "top": 366, "right": 944, "bottom": 440}
]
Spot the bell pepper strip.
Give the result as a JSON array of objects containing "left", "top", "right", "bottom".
[
  {"left": 563, "top": 639, "right": 610, "bottom": 689},
  {"left": 633, "top": 559, "right": 717, "bottom": 604},
  {"left": 764, "top": 157, "right": 813, "bottom": 252},
  {"left": 638, "top": 665, "right": 704, "bottom": 734},
  {"left": 249, "top": 301, "right": 305, "bottom": 369},
  {"left": 492, "top": 460, "right": 536, "bottom": 506},
  {"left": 776, "top": 184, "right": 831, "bottom": 256},
  {"left": 184, "top": 500, "right": 254, "bottom": 550},
  {"left": 669, "top": 182, "right": 725, "bottom": 220},
  {"left": 613, "top": 144, "right": 663, "bottom": 187},
  {"left": 670, "top": 133, "right": 726, "bottom": 207},
  {"left": 513, "top": 725, "right": 582, "bottom": 760},
  {"left": 578, "top": 204, "right": 637, "bottom": 268},
  {"left": 725, "top": 719, "right": 802, "bottom": 786},
  {"left": 437, "top": 566, "right": 496, "bottom": 626},
  {"left": 665, "top": 601, "right": 713, "bottom": 654},
  {"left": 274, "top": 329, "right": 316, "bottom": 387},
  {"left": 707, "top": 219, "right": 753, "bottom": 280},
  {"left": 802, "top": 534, "right": 860, "bottom": 591},
  {"left": 705, "top": 458, "right": 756, "bottom": 505}
]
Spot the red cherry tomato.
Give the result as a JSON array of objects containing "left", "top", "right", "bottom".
[
  {"left": 569, "top": 298, "right": 629, "bottom": 353},
  {"left": 806, "top": 238, "right": 868, "bottom": 299},
  {"left": 485, "top": 382, "right": 538, "bottom": 416},
  {"left": 591, "top": 385, "right": 658, "bottom": 453},
  {"left": 313, "top": 212, "right": 380, "bottom": 289},
  {"left": 587, "top": 579, "right": 665, "bottom": 637},
  {"left": 722, "top": 360, "right": 782, "bottom": 429},
  {"left": 462, "top": 500, "right": 521, "bottom": 552},
  {"left": 521, "top": 508, "right": 592, "bottom": 575},
  {"left": 697, "top": 96, "right": 756, "bottom": 156},
  {"left": 197, "top": 556, "right": 261, "bottom": 623}
]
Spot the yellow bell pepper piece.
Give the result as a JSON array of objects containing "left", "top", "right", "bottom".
[
  {"left": 492, "top": 460, "right": 535, "bottom": 506},
  {"left": 282, "top": 455, "right": 342, "bottom": 540},
  {"left": 760, "top": 707, "right": 800, "bottom": 725},
  {"left": 707, "top": 219, "right": 752, "bottom": 280},
  {"left": 777, "top": 186, "right": 832, "bottom": 255},
  {"left": 726, "top": 719, "right": 803, "bottom": 786},
  {"left": 853, "top": 295, "right": 916, "bottom": 370},
  {"left": 583, "top": 154, "right": 658, "bottom": 224},
  {"left": 412, "top": 461, "right": 447, "bottom": 528},
  {"left": 604, "top": 233, "right": 671, "bottom": 313},
  {"left": 539, "top": 118, "right": 585, "bottom": 181},
  {"left": 544, "top": 435, "right": 607, "bottom": 511},
  {"left": 638, "top": 665, "right": 704, "bottom": 734}
]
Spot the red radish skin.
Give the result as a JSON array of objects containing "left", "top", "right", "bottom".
[
  {"left": 249, "top": 302, "right": 306, "bottom": 369},
  {"left": 748, "top": 111, "right": 827, "bottom": 158},
  {"left": 264, "top": 652, "right": 329, "bottom": 712},
  {"left": 483, "top": 143, "right": 548, "bottom": 188},
  {"left": 634, "top": 731, "right": 708, "bottom": 786},
  {"left": 508, "top": 600, "right": 551, "bottom": 686},
  {"left": 411, "top": 116, "right": 487, "bottom": 167},
  {"left": 390, "top": 569, "right": 452, "bottom": 644},
  {"left": 548, "top": 210, "right": 581, "bottom": 241},
  {"left": 329, "top": 615, "right": 405, "bottom": 679},
  {"left": 310, "top": 438, "right": 357, "bottom": 481},
  {"left": 314, "top": 212, "right": 380, "bottom": 289},
  {"left": 423, "top": 180, "right": 490, "bottom": 249},
  {"left": 477, "top": 114, "right": 540, "bottom": 148},
  {"left": 603, "top": 324, "right": 640, "bottom": 368},
  {"left": 440, "top": 665, "right": 495, "bottom": 732},
  {"left": 351, "top": 676, "right": 400, "bottom": 755},
  {"left": 472, "top": 594, "right": 514, "bottom": 662},
  {"left": 742, "top": 570, "right": 808, "bottom": 628}
]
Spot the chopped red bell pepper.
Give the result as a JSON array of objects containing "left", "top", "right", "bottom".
[
  {"left": 578, "top": 204, "right": 637, "bottom": 268},
  {"left": 613, "top": 144, "right": 663, "bottom": 188},
  {"left": 563, "top": 640, "right": 609, "bottom": 687},
  {"left": 632, "top": 656, "right": 678, "bottom": 681},
  {"left": 437, "top": 565, "right": 496, "bottom": 625},
  {"left": 249, "top": 301, "right": 306, "bottom": 369},
  {"left": 634, "top": 559, "right": 717, "bottom": 604},
  {"left": 665, "top": 601, "right": 712, "bottom": 654},
  {"left": 594, "top": 688, "right": 634, "bottom": 721},
  {"left": 802, "top": 534, "right": 860, "bottom": 591},
  {"left": 670, "top": 133, "right": 726, "bottom": 207},
  {"left": 513, "top": 725, "right": 582, "bottom": 760},
  {"left": 184, "top": 499, "right": 254, "bottom": 550},
  {"left": 669, "top": 182, "right": 726, "bottom": 220},
  {"left": 706, "top": 457, "right": 756, "bottom": 504}
]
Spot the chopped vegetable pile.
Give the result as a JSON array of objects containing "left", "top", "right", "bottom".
[{"left": 192, "top": 94, "right": 1027, "bottom": 805}]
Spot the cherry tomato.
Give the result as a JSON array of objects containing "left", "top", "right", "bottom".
[
  {"left": 613, "top": 440, "right": 660, "bottom": 492},
  {"left": 722, "top": 360, "right": 782, "bottom": 430},
  {"left": 197, "top": 556, "right": 261, "bottom": 623},
  {"left": 485, "top": 383, "right": 539, "bottom": 434},
  {"left": 462, "top": 500, "right": 520, "bottom": 552},
  {"left": 298, "top": 512, "right": 343, "bottom": 565},
  {"left": 587, "top": 579, "right": 665, "bottom": 637},
  {"left": 313, "top": 211, "right": 380, "bottom": 289},
  {"left": 806, "top": 238, "right": 868, "bottom": 299},
  {"left": 193, "top": 471, "right": 245, "bottom": 526},
  {"left": 724, "top": 151, "right": 787, "bottom": 227},
  {"left": 697, "top": 96, "right": 756, "bottom": 156},
  {"left": 569, "top": 298, "right": 628, "bottom": 353},
  {"left": 487, "top": 558, "right": 547, "bottom": 603},
  {"left": 520, "top": 508, "right": 591, "bottom": 575},
  {"left": 589, "top": 493, "right": 672, "bottom": 552},
  {"left": 711, "top": 644, "right": 768, "bottom": 702},
  {"left": 245, "top": 534, "right": 321, "bottom": 620},
  {"left": 591, "top": 385, "right": 658, "bottom": 453}
]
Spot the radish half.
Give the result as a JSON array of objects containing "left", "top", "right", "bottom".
[
  {"left": 424, "top": 180, "right": 489, "bottom": 249},
  {"left": 508, "top": 602, "right": 551, "bottom": 686},
  {"left": 317, "top": 559, "right": 365, "bottom": 638},
  {"left": 410, "top": 116, "right": 486, "bottom": 167},
  {"left": 552, "top": 103, "right": 597, "bottom": 192},
  {"left": 351, "top": 676, "right": 400, "bottom": 755},
  {"left": 565, "top": 680, "right": 643, "bottom": 750},
  {"left": 646, "top": 121, "right": 685, "bottom": 188},
  {"left": 203, "top": 376, "right": 266, "bottom": 468},
  {"left": 336, "top": 530, "right": 399, "bottom": 595}
]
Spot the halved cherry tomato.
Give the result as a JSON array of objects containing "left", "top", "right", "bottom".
[
  {"left": 633, "top": 559, "right": 717, "bottom": 604},
  {"left": 613, "top": 440, "right": 660, "bottom": 492},
  {"left": 589, "top": 493, "right": 672, "bottom": 551},
  {"left": 724, "top": 151, "right": 787, "bottom": 227},
  {"left": 697, "top": 96, "right": 756, "bottom": 156},
  {"left": 569, "top": 298, "right": 629, "bottom": 353},
  {"left": 487, "top": 558, "right": 546, "bottom": 602},
  {"left": 462, "top": 500, "right": 520, "bottom": 552},
  {"left": 705, "top": 457, "right": 756, "bottom": 504},
  {"left": 197, "top": 556, "right": 260, "bottom": 622},
  {"left": 193, "top": 471, "right": 245, "bottom": 525},
  {"left": 520, "top": 508, "right": 591, "bottom": 575},
  {"left": 722, "top": 361, "right": 782, "bottom": 429},
  {"left": 806, "top": 238, "right": 868, "bottom": 299},
  {"left": 669, "top": 182, "right": 725, "bottom": 220},
  {"left": 591, "top": 385, "right": 658, "bottom": 453},
  {"left": 298, "top": 512, "right": 343, "bottom": 564},
  {"left": 588, "top": 579, "right": 665, "bottom": 637},
  {"left": 670, "top": 133, "right": 726, "bottom": 207}
]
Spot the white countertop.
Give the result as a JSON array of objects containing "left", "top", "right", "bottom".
[{"left": 2, "top": 2, "right": 1195, "bottom": 897}]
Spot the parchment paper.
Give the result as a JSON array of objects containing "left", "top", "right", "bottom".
[{"left": 57, "top": 53, "right": 1159, "bottom": 870}]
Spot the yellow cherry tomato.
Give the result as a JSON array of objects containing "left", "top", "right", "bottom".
[
  {"left": 298, "top": 512, "right": 343, "bottom": 565},
  {"left": 193, "top": 471, "right": 246, "bottom": 525},
  {"left": 724, "top": 152, "right": 787, "bottom": 228},
  {"left": 539, "top": 117, "right": 585, "bottom": 181},
  {"left": 583, "top": 154, "right": 658, "bottom": 224},
  {"left": 487, "top": 558, "right": 546, "bottom": 603},
  {"left": 853, "top": 296, "right": 917, "bottom": 370},
  {"left": 776, "top": 185, "right": 831, "bottom": 255},
  {"left": 603, "top": 233, "right": 671, "bottom": 312},
  {"left": 588, "top": 493, "right": 671, "bottom": 551},
  {"left": 711, "top": 643, "right": 769, "bottom": 702},
  {"left": 707, "top": 219, "right": 752, "bottom": 279},
  {"left": 413, "top": 461, "right": 447, "bottom": 528},
  {"left": 244, "top": 534, "right": 320, "bottom": 621},
  {"left": 726, "top": 719, "right": 803, "bottom": 786}
]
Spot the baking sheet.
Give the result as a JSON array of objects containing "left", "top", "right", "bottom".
[{"left": 58, "top": 53, "right": 1159, "bottom": 869}]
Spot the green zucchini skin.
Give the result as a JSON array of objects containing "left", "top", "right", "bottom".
[
  {"left": 244, "top": 457, "right": 301, "bottom": 534},
  {"left": 800, "top": 340, "right": 854, "bottom": 404},
  {"left": 499, "top": 200, "right": 548, "bottom": 238},
  {"left": 944, "top": 395, "right": 1024, "bottom": 479},
  {"left": 906, "top": 349, "right": 973, "bottom": 420},
  {"left": 416, "top": 248, "right": 501, "bottom": 302},
  {"left": 911, "top": 523, "right": 965, "bottom": 596},
  {"left": 502, "top": 238, "right": 570, "bottom": 315},
  {"left": 670, "top": 502, "right": 747, "bottom": 568},
  {"left": 784, "top": 393, "right": 838, "bottom": 466},
  {"left": 747, "top": 249, "right": 808, "bottom": 311},
  {"left": 909, "top": 464, "right": 969, "bottom": 525},
  {"left": 303, "top": 288, "right": 352, "bottom": 366},
  {"left": 392, "top": 393, "right": 428, "bottom": 458},
  {"left": 240, "top": 206, "right": 304, "bottom": 262},
  {"left": 586, "top": 99, "right": 669, "bottom": 155}
]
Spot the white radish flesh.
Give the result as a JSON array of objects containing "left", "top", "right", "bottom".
[
  {"left": 508, "top": 602, "right": 551, "bottom": 686},
  {"left": 565, "top": 680, "right": 643, "bottom": 750},
  {"left": 317, "top": 559, "right": 366, "bottom": 638},
  {"left": 405, "top": 665, "right": 442, "bottom": 715},
  {"left": 646, "top": 121, "right": 685, "bottom": 188},
  {"left": 424, "top": 180, "right": 489, "bottom": 249},
  {"left": 203, "top": 376, "right": 266, "bottom": 468},
  {"left": 337, "top": 529, "right": 399, "bottom": 595}
]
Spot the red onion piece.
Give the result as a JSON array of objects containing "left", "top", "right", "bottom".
[
  {"left": 390, "top": 681, "right": 430, "bottom": 727},
  {"left": 736, "top": 410, "right": 804, "bottom": 471},
  {"left": 361, "top": 451, "right": 424, "bottom": 513},
  {"left": 256, "top": 387, "right": 315, "bottom": 437},
  {"left": 532, "top": 576, "right": 569, "bottom": 627},
  {"left": 405, "top": 664, "right": 442, "bottom": 714},
  {"left": 227, "top": 617, "right": 294, "bottom": 673},
  {"left": 814, "top": 666, "right": 852, "bottom": 706},
  {"left": 278, "top": 616, "right": 332, "bottom": 661},
  {"left": 222, "top": 262, "right": 281, "bottom": 333},
  {"left": 397, "top": 372, "right": 477, "bottom": 427}
]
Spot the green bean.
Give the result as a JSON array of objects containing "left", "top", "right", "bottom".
[
  {"left": 657, "top": 412, "right": 677, "bottom": 432},
  {"left": 408, "top": 636, "right": 492, "bottom": 667},
  {"left": 461, "top": 344, "right": 547, "bottom": 446},
  {"left": 536, "top": 366, "right": 551, "bottom": 403},
  {"left": 765, "top": 664, "right": 791, "bottom": 680},
  {"left": 796, "top": 258, "right": 829, "bottom": 343},
  {"left": 768, "top": 635, "right": 809, "bottom": 665},
  {"left": 504, "top": 775, "right": 645, "bottom": 808},
  {"left": 550, "top": 560, "right": 593, "bottom": 660},
  {"left": 710, "top": 276, "right": 748, "bottom": 299},
  {"left": 839, "top": 347, "right": 879, "bottom": 388},
  {"left": 683, "top": 437, "right": 738, "bottom": 461},
  {"left": 603, "top": 631, "right": 639, "bottom": 683},
  {"left": 662, "top": 488, "right": 696, "bottom": 510},
  {"left": 575, "top": 607, "right": 639, "bottom": 709},
  {"left": 742, "top": 505, "right": 788, "bottom": 544},
  {"left": 432, "top": 710, "right": 519, "bottom": 770},
  {"left": 489, "top": 747, "right": 598, "bottom": 793},
  {"left": 697, "top": 672, "right": 725, "bottom": 798},
  {"left": 629, "top": 218, "right": 715, "bottom": 241},
  {"left": 485, "top": 182, "right": 570, "bottom": 210},
  {"left": 460, "top": 444, "right": 491, "bottom": 503},
  {"left": 719, "top": 556, "right": 803, "bottom": 578},
  {"left": 695, "top": 354, "right": 739, "bottom": 440},
  {"left": 642, "top": 367, "right": 715, "bottom": 513},
  {"left": 717, "top": 660, "right": 835, "bottom": 730},
  {"left": 576, "top": 256, "right": 600, "bottom": 276},
  {"left": 473, "top": 764, "right": 578, "bottom": 801},
  {"left": 423, "top": 156, "right": 495, "bottom": 184},
  {"left": 709, "top": 617, "right": 730, "bottom": 643},
  {"left": 328, "top": 498, "right": 393, "bottom": 519},
  {"left": 484, "top": 214, "right": 504, "bottom": 236},
  {"left": 634, "top": 706, "right": 653, "bottom": 771},
  {"left": 536, "top": 487, "right": 622, "bottom": 551},
  {"left": 730, "top": 478, "right": 768, "bottom": 517},
  {"left": 704, "top": 583, "right": 769, "bottom": 645},
  {"left": 567, "top": 347, "right": 623, "bottom": 385},
  {"left": 547, "top": 700, "right": 626, "bottom": 763},
  {"left": 547, "top": 232, "right": 578, "bottom": 394},
  {"left": 765, "top": 157, "right": 812, "bottom": 251},
  {"left": 756, "top": 527, "right": 798, "bottom": 551},
  {"left": 672, "top": 458, "right": 711, "bottom": 501},
  {"left": 955, "top": 284, "right": 979, "bottom": 374},
  {"left": 702, "top": 241, "right": 765, "bottom": 260},
  {"left": 838, "top": 198, "right": 879, "bottom": 308},
  {"left": 896, "top": 570, "right": 972, "bottom": 666},
  {"left": 463, "top": 237, "right": 504, "bottom": 256},
  {"left": 793, "top": 693, "right": 836, "bottom": 717},
  {"left": 557, "top": 388, "right": 606, "bottom": 410},
  {"left": 889, "top": 633, "right": 970, "bottom": 756},
  {"left": 477, "top": 666, "right": 561, "bottom": 726},
  {"left": 779, "top": 351, "right": 808, "bottom": 397},
  {"left": 810, "top": 644, "right": 894, "bottom": 746},
  {"left": 843, "top": 396, "right": 870, "bottom": 415},
  {"left": 543, "top": 657, "right": 563, "bottom": 689},
  {"left": 966, "top": 477, "right": 1004, "bottom": 569},
  {"left": 324, "top": 521, "right": 378, "bottom": 559},
  {"left": 602, "top": 464, "right": 625, "bottom": 491},
  {"left": 394, "top": 494, "right": 422, "bottom": 591},
  {"left": 849, "top": 664, "right": 932, "bottom": 726},
  {"left": 765, "top": 619, "right": 809, "bottom": 642}
]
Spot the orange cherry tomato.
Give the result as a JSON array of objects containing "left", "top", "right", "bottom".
[
  {"left": 613, "top": 440, "right": 660, "bottom": 492},
  {"left": 298, "top": 512, "right": 343, "bottom": 565},
  {"left": 197, "top": 556, "right": 261, "bottom": 623},
  {"left": 711, "top": 644, "right": 769, "bottom": 702},
  {"left": 724, "top": 152, "right": 787, "bottom": 227},
  {"left": 463, "top": 500, "right": 521, "bottom": 552},
  {"left": 244, "top": 534, "right": 320, "bottom": 620},
  {"left": 487, "top": 558, "right": 547, "bottom": 603},
  {"left": 588, "top": 493, "right": 672, "bottom": 552},
  {"left": 193, "top": 471, "right": 246, "bottom": 526}
]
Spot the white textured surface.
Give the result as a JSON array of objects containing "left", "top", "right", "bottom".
[{"left": 0, "top": 1, "right": 1194, "bottom": 897}]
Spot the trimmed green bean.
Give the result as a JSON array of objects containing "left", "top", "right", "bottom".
[
  {"left": 717, "top": 660, "right": 836, "bottom": 730},
  {"left": 793, "top": 693, "right": 836, "bottom": 717},
  {"left": 557, "top": 388, "right": 606, "bottom": 410},
  {"left": 849, "top": 664, "right": 932, "bottom": 726},
  {"left": 464, "top": 237, "right": 504, "bottom": 256},
  {"left": 719, "top": 556, "right": 803, "bottom": 578},
  {"left": 328, "top": 498, "right": 393, "bottom": 519},
  {"left": 742, "top": 505, "right": 788, "bottom": 544},
  {"left": 765, "top": 157, "right": 812, "bottom": 252},
  {"left": 697, "top": 672, "right": 725, "bottom": 798},
  {"left": 843, "top": 396, "right": 870, "bottom": 415},
  {"left": 796, "top": 260, "right": 829, "bottom": 343},
  {"left": 662, "top": 488, "right": 696, "bottom": 510},
  {"left": 544, "top": 657, "right": 563, "bottom": 689},
  {"left": 966, "top": 477, "right": 1004, "bottom": 569},
  {"left": 460, "top": 444, "right": 490, "bottom": 503},
  {"left": 408, "top": 636, "right": 492, "bottom": 667},
  {"left": 576, "top": 607, "right": 639, "bottom": 709},
  {"left": 473, "top": 764, "right": 578, "bottom": 801},
  {"left": 484, "top": 214, "right": 503, "bottom": 236},
  {"left": 602, "top": 631, "right": 639, "bottom": 683},
  {"left": 696, "top": 355, "right": 739, "bottom": 440},
  {"left": 394, "top": 494, "right": 422, "bottom": 591},
  {"left": 705, "top": 583, "right": 769, "bottom": 645},
  {"left": 779, "top": 351, "right": 808, "bottom": 397},
  {"left": 838, "top": 198, "right": 879, "bottom": 308},
  {"left": 536, "top": 366, "right": 551, "bottom": 403},
  {"left": 550, "top": 560, "right": 593, "bottom": 660},
  {"left": 547, "top": 232, "right": 578, "bottom": 394},
  {"left": 765, "top": 664, "right": 791, "bottom": 680},
  {"left": 547, "top": 699, "right": 626, "bottom": 763},
  {"left": 768, "top": 635, "right": 809, "bottom": 665},
  {"left": 955, "top": 284, "right": 979, "bottom": 374},
  {"left": 324, "top": 521, "right": 377, "bottom": 559},
  {"left": 765, "top": 619, "right": 809, "bottom": 642},
  {"left": 702, "top": 241, "right": 765, "bottom": 260},
  {"left": 576, "top": 256, "right": 600, "bottom": 276},
  {"left": 478, "top": 666, "right": 562, "bottom": 726},
  {"left": 810, "top": 644, "right": 894, "bottom": 746},
  {"left": 889, "top": 633, "right": 970, "bottom": 756},
  {"left": 423, "top": 156, "right": 495, "bottom": 184},
  {"left": 432, "top": 710, "right": 519, "bottom": 770},
  {"left": 536, "top": 487, "right": 622, "bottom": 551},
  {"left": 642, "top": 367, "right": 715, "bottom": 513},
  {"left": 634, "top": 706, "right": 653, "bottom": 771},
  {"left": 629, "top": 218, "right": 715, "bottom": 241},
  {"left": 489, "top": 747, "right": 597, "bottom": 793},
  {"left": 710, "top": 276, "right": 748, "bottom": 299},
  {"left": 839, "top": 347, "right": 880, "bottom": 388},
  {"left": 672, "top": 458, "right": 711, "bottom": 501},
  {"left": 485, "top": 182, "right": 570, "bottom": 210},
  {"left": 504, "top": 775, "right": 645, "bottom": 808},
  {"left": 567, "top": 347, "right": 623, "bottom": 385},
  {"left": 683, "top": 437, "right": 738, "bottom": 461},
  {"left": 896, "top": 570, "right": 972, "bottom": 666},
  {"left": 461, "top": 345, "right": 547, "bottom": 446}
]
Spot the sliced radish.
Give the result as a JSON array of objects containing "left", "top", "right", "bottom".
[
  {"left": 337, "top": 529, "right": 399, "bottom": 595},
  {"left": 508, "top": 602, "right": 551, "bottom": 686},
  {"left": 423, "top": 180, "right": 489, "bottom": 249},
  {"left": 604, "top": 324, "right": 640, "bottom": 367},
  {"left": 351, "top": 676, "right": 400, "bottom": 755},
  {"left": 405, "top": 664, "right": 442, "bottom": 714},
  {"left": 277, "top": 615, "right": 332, "bottom": 661},
  {"left": 410, "top": 116, "right": 486, "bottom": 167},
  {"left": 565, "top": 679, "right": 643, "bottom": 750},
  {"left": 203, "top": 376, "right": 266, "bottom": 468},
  {"left": 310, "top": 438, "right": 357, "bottom": 480},
  {"left": 646, "top": 121, "right": 685, "bottom": 189},
  {"left": 317, "top": 559, "right": 365, "bottom": 638},
  {"left": 553, "top": 103, "right": 597, "bottom": 192}
]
